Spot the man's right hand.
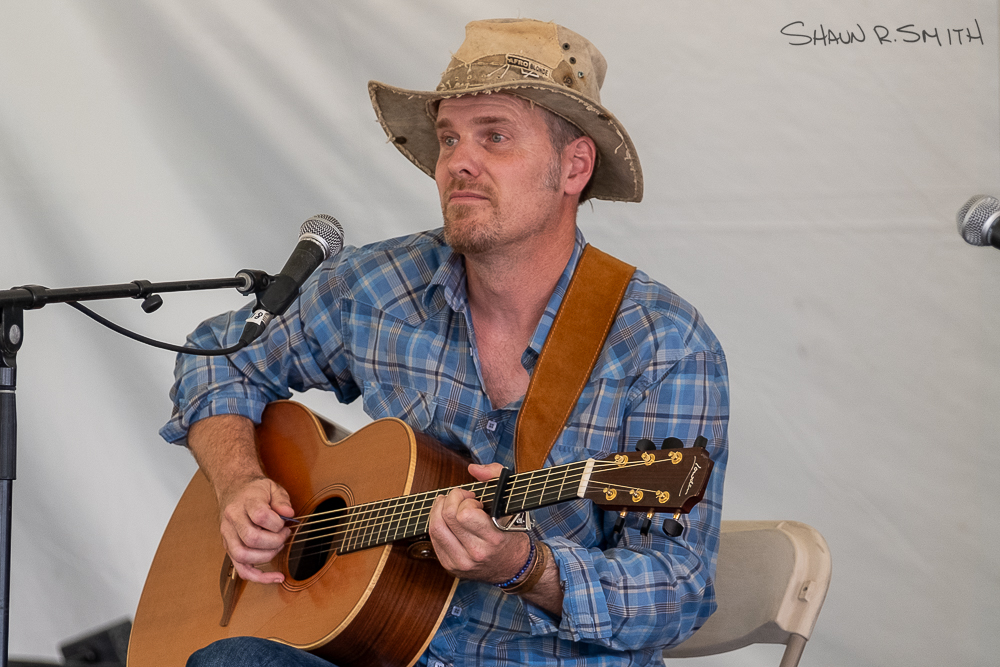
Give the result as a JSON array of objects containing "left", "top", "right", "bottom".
[
  {"left": 187, "top": 414, "right": 293, "bottom": 585},
  {"left": 216, "top": 475, "right": 294, "bottom": 584}
]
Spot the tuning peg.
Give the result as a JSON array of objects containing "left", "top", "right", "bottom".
[
  {"left": 662, "top": 511, "right": 683, "bottom": 538},
  {"left": 694, "top": 435, "right": 708, "bottom": 448},
  {"left": 610, "top": 510, "right": 628, "bottom": 547},
  {"left": 661, "top": 436, "right": 683, "bottom": 450},
  {"left": 639, "top": 509, "right": 655, "bottom": 536},
  {"left": 635, "top": 438, "right": 656, "bottom": 451}
]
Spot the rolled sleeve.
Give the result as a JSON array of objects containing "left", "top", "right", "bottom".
[
  {"left": 522, "top": 347, "right": 729, "bottom": 652},
  {"left": 159, "top": 305, "right": 287, "bottom": 445}
]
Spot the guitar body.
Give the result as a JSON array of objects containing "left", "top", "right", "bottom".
[
  {"left": 129, "top": 401, "right": 715, "bottom": 666},
  {"left": 128, "top": 401, "right": 472, "bottom": 667}
]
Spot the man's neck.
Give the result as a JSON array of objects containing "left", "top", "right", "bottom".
[
  {"left": 463, "top": 223, "right": 576, "bottom": 334},
  {"left": 460, "top": 218, "right": 578, "bottom": 408}
]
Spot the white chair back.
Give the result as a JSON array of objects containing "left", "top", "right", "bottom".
[{"left": 663, "top": 520, "right": 832, "bottom": 667}]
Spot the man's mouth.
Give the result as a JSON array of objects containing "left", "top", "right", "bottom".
[
  {"left": 448, "top": 190, "right": 491, "bottom": 204},
  {"left": 444, "top": 180, "right": 496, "bottom": 206}
]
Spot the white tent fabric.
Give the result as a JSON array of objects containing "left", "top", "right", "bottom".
[{"left": 2, "top": 1, "right": 998, "bottom": 665}]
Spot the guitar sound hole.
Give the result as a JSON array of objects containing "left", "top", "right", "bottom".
[{"left": 287, "top": 496, "right": 346, "bottom": 582}]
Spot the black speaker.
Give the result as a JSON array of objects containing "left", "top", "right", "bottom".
[{"left": 59, "top": 619, "right": 131, "bottom": 667}]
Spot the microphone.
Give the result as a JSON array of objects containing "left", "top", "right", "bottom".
[
  {"left": 956, "top": 195, "right": 1000, "bottom": 249},
  {"left": 239, "top": 214, "right": 345, "bottom": 345}
]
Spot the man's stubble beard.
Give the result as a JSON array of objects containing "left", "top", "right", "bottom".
[
  {"left": 441, "top": 182, "right": 503, "bottom": 256},
  {"left": 441, "top": 150, "right": 563, "bottom": 256}
]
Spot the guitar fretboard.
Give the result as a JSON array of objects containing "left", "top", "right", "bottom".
[{"left": 325, "top": 459, "right": 591, "bottom": 554}]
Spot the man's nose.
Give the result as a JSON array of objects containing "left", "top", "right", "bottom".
[{"left": 442, "top": 138, "right": 482, "bottom": 180}]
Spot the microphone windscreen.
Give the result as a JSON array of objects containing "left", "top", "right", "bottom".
[
  {"left": 300, "top": 214, "right": 344, "bottom": 259},
  {"left": 956, "top": 195, "right": 1000, "bottom": 246}
]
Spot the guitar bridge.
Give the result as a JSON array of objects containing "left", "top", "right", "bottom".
[{"left": 219, "top": 554, "right": 244, "bottom": 627}]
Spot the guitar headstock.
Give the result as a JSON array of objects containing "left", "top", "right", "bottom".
[{"left": 582, "top": 446, "right": 713, "bottom": 515}]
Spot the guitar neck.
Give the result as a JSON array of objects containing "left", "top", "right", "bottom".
[{"left": 335, "top": 460, "right": 592, "bottom": 554}]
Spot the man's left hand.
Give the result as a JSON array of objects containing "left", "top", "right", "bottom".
[{"left": 428, "top": 462, "right": 531, "bottom": 583}]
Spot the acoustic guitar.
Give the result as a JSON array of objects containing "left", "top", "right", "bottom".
[{"left": 128, "top": 400, "right": 713, "bottom": 667}]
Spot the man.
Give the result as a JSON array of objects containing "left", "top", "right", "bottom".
[{"left": 162, "top": 18, "right": 729, "bottom": 667}]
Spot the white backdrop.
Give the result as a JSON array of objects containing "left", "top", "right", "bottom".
[{"left": 2, "top": 1, "right": 999, "bottom": 665}]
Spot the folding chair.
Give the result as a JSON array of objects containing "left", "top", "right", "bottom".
[{"left": 662, "top": 520, "right": 831, "bottom": 667}]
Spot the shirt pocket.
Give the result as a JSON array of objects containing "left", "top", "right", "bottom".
[{"left": 361, "top": 381, "right": 435, "bottom": 433}]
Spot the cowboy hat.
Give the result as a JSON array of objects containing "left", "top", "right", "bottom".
[{"left": 368, "top": 18, "right": 642, "bottom": 202}]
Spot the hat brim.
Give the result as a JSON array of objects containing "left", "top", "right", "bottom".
[{"left": 368, "top": 79, "right": 643, "bottom": 203}]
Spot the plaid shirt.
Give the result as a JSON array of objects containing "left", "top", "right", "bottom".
[{"left": 162, "top": 228, "right": 729, "bottom": 667}]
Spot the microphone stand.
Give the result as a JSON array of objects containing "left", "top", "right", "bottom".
[{"left": 0, "top": 273, "right": 267, "bottom": 667}]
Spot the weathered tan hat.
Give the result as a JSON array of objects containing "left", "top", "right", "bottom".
[{"left": 368, "top": 18, "right": 642, "bottom": 203}]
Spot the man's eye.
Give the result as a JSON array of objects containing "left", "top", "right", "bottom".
[
  {"left": 442, "top": 136, "right": 457, "bottom": 147},
  {"left": 490, "top": 133, "right": 504, "bottom": 143}
]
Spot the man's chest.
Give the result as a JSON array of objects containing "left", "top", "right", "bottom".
[
  {"left": 340, "top": 304, "right": 630, "bottom": 463},
  {"left": 475, "top": 332, "right": 530, "bottom": 410}
]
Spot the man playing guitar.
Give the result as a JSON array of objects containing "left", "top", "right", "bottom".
[{"left": 161, "top": 18, "right": 729, "bottom": 667}]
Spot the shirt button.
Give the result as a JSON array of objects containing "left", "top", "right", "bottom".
[
  {"left": 450, "top": 605, "right": 462, "bottom": 617},
  {"left": 486, "top": 420, "right": 498, "bottom": 432}
]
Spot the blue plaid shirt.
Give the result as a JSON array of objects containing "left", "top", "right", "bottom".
[{"left": 162, "top": 228, "right": 729, "bottom": 667}]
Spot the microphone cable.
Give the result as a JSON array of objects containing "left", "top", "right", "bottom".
[
  {"left": 55, "top": 213, "right": 343, "bottom": 357},
  {"left": 65, "top": 301, "right": 250, "bottom": 357}
]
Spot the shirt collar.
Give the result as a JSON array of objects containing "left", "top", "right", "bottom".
[{"left": 423, "top": 239, "right": 468, "bottom": 314}]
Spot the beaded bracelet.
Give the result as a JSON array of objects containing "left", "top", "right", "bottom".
[
  {"left": 502, "top": 540, "right": 547, "bottom": 596},
  {"left": 494, "top": 536, "right": 536, "bottom": 590}
]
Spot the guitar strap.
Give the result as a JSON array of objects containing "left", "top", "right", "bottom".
[{"left": 514, "top": 244, "right": 635, "bottom": 473}]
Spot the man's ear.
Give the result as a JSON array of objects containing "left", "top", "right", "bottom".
[{"left": 563, "top": 135, "right": 597, "bottom": 197}]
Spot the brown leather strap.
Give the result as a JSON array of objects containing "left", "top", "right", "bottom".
[{"left": 514, "top": 245, "right": 635, "bottom": 472}]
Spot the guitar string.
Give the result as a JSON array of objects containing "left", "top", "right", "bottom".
[
  {"left": 288, "top": 461, "right": 686, "bottom": 562},
  {"left": 286, "top": 458, "right": 688, "bottom": 559},
  {"left": 290, "top": 478, "right": 682, "bottom": 563},
  {"left": 288, "top": 472, "right": 585, "bottom": 561},
  {"left": 290, "top": 472, "right": 675, "bottom": 557},
  {"left": 285, "top": 459, "right": 590, "bottom": 534},
  {"left": 286, "top": 463, "right": 598, "bottom": 558},
  {"left": 287, "top": 468, "right": 584, "bottom": 553},
  {"left": 285, "top": 455, "right": 668, "bottom": 529},
  {"left": 285, "top": 460, "right": 600, "bottom": 544},
  {"left": 285, "top": 457, "right": 681, "bottom": 552},
  {"left": 286, "top": 457, "right": 678, "bottom": 550}
]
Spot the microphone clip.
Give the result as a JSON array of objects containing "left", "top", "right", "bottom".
[
  {"left": 235, "top": 269, "right": 274, "bottom": 296},
  {"left": 235, "top": 270, "right": 278, "bottom": 347}
]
